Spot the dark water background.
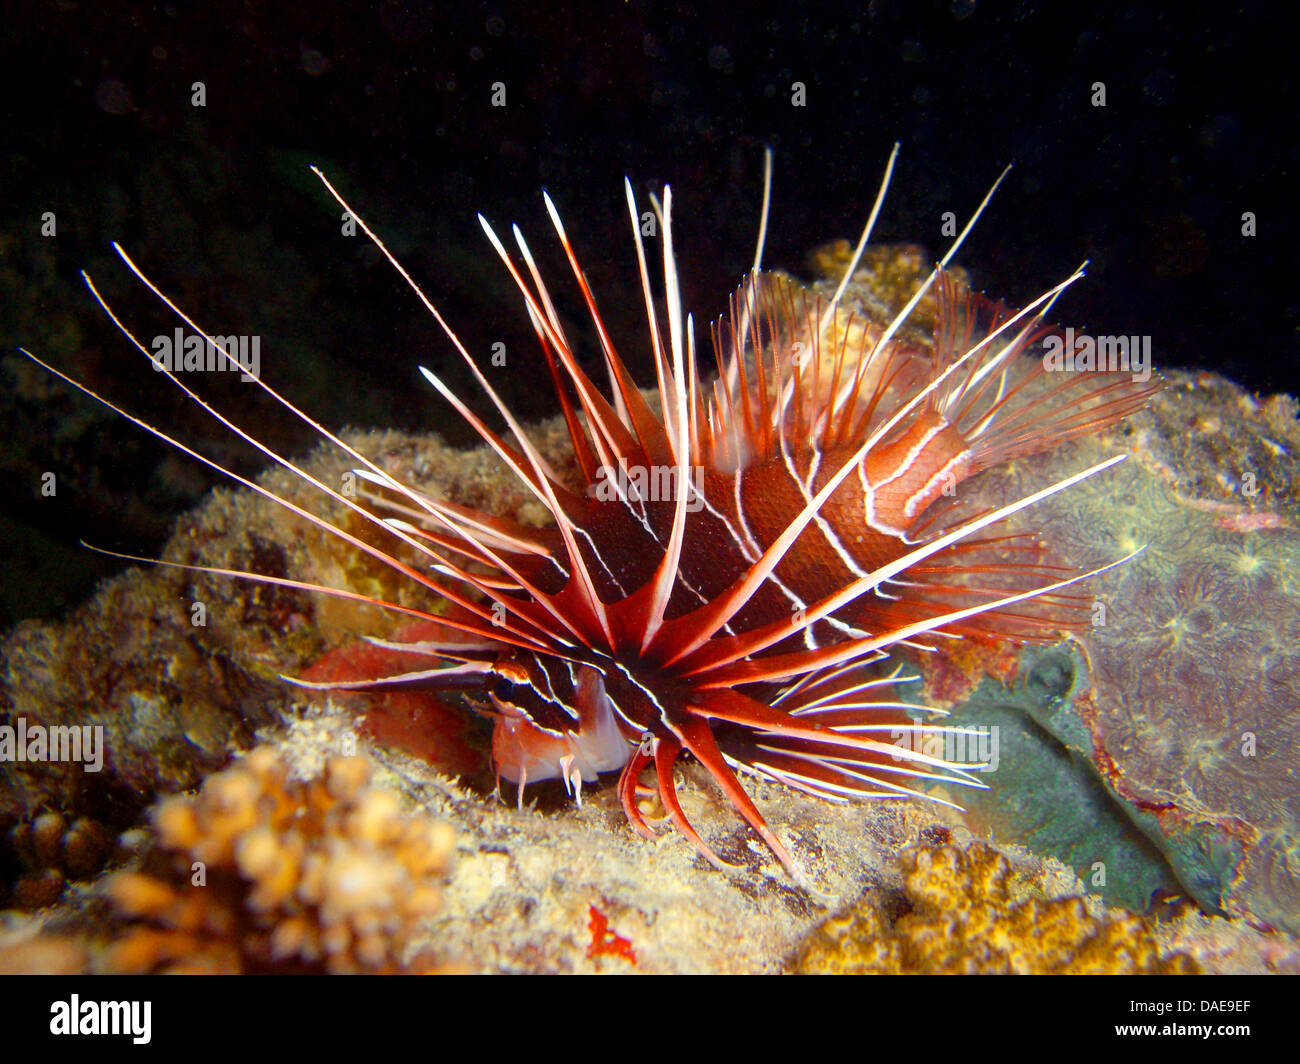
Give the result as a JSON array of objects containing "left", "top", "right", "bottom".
[{"left": 1, "top": 0, "right": 1295, "bottom": 625}]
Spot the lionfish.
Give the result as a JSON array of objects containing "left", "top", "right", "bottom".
[{"left": 25, "top": 146, "right": 1155, "bottom": 878}]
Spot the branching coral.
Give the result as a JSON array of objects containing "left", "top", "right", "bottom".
[
  {"left": 793, "top": 842, "right": 1199, "bottom": 974},
  {"left": 100, "top": 746, "right": 456, "bottom": 973}
]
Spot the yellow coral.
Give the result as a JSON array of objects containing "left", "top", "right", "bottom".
[
  {"left": 100, "top": 745, "right": 456, "bottom": 974},
  {"left": 794, "top": 842, "right": 1199, "bottom": 974}
]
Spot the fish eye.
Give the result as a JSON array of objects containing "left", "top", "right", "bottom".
[{"left": 492, "top": 677, "right": 518, "bottom": 701}]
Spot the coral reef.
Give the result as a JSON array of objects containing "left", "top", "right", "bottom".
[
  {"left": 2, "top": 241, "right": 1297, "bottom": 971},
  {"left": 793, "top": 841, "right": 1199, "bottom": 973},
  {"left": 98, "top": 745, "right": 456, "bottom": 973},
  {"left": 1, "top": 708, "right": 1294, "bottom": 973}
]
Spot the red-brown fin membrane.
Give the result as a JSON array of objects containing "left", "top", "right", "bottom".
[{"left": 928, "top": 270, "right": 1159, "bottom": 471}]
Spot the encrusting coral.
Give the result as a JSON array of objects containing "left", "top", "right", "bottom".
[
  {"left": 793, "top": 842, "right": 1200, "bottom": 974},
  {"left": 99, "top": 745, "right": 456, "bottom": 973}
]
